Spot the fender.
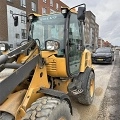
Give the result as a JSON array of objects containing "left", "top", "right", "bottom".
[{"left": 38, "top": 87, "right": 73, "bottom": 115}]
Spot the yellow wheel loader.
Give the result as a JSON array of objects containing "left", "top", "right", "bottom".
[{"left": 0, "top": 4, "right": 95, "bottom": 120}]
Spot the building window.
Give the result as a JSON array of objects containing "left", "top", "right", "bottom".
[
  {"left": 10, "top": 10, "right": 13, "bottom": 14},
  {"left": 50, "top": 9, "right": 56, "bottom": 14},
  {"left": 20, "top": 0, "right": 26, "bottom": 8},
  {"left": 7, "top": 0, "right": 12, "bottom": 2},
  {"left": 56, "top": 3, "right": 58, "bottom": 10},
  {"left": 50, "top": 0, "right": 53, "bottom": 6},
  {"left": 42, "top": 8, "right": 47, "bottom": 14},
  {"left": 15, "top": 33, "right": 20, "bottom": 39},
  {"left": 43, "top": 0, "right": 46, "bottom": 3},
  {"left": 21, "top": 12, "right": 26, "bottom": 24},
  {"left": 21, "top": 29, "right": 27, "bottom": 39},
  {"left": 31, "top": 2, "right": 36, "bottom": 12}
]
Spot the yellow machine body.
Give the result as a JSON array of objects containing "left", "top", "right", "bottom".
[{"left": 0, "top": 5, "right": 94, "bottom": 119}]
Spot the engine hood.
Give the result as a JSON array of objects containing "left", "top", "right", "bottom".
[{"left": 92, "top": 53, "right": 112, "bottom": 57}]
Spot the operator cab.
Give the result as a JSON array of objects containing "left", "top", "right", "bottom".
[{"left": 13, "top": 4, "right": 86, "bottom": 78}]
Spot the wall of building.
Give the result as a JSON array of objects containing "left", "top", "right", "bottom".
[
  {"left": 0, "top": 0, "right": 99, "bottom": 50},
  {"left": 84, "top": 11, "right": 99, "bottom": 50},
  {"left": 7, "top": 5, "right": 26, "bottom": 49},
  {"left": 94, "top": 23, "right": 99, "bottom": 49},
  {"left": 38, "top": 0, "right": 68, "bottom": 15},
  {"left": 0, "top": 1, "right": 8, "bottom": 41},
  {"left": 0, "top": 0, "right": 38, "bottom": 49}
]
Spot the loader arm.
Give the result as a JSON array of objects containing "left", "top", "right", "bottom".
[
  {"left": 0, "top": 40, "right": 43, "bottom": 104},
  {"left": 0, "top": 40, "right": 36, "bottom": 72},
  {"left": 0, "top": 54, "right": 41, "bottom": 104}
]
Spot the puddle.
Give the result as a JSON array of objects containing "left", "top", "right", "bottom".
[{"left": 95, "top": 87, "right": 103, "bottom": 96}]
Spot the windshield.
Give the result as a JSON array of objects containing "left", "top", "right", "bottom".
[
  {"left": 30, "top": 13, "right": 65, "bottom": 50},
  {"left": 96, "top": 48, "right": 111, "bottom": 53}
]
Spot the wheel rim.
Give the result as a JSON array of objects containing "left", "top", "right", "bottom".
[
  {"left": 90, "top": 78, "right": 95, "bottom": 97},
  {"left": 59, "top": 117, "right": 66, "bottom": 120}
]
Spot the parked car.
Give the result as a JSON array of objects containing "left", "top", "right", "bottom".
[{"left": 92, "top": 47, "right": 114, "bottom": 64}]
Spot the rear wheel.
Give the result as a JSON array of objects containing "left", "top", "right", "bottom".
[
  {"left": 22, "top": 96, "right": 71, "bottom": 120},
  {"left": 0, "top": 112, "right": 14, "bottom": 120},
  {"left": 77, "top": 68, "right": 95, "bottom": 105}
]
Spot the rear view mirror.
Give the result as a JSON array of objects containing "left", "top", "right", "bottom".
[
  {"left": 77, "top": 6, "right": 86, "bottom": 21},
  {"left": 14, "top": 16, "right": 18, "bottom": 26}
]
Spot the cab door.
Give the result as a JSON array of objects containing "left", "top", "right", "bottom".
[{"left": 67, "top": 13, "right": 83, "bottom": 76}]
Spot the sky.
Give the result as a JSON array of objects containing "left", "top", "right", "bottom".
[{"left": 60, "top": 0, "right": 120, "bottom": 46}]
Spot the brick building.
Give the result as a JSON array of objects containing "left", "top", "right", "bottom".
[
  {"left": 84, "top": 11, "right": 99, "bottom": 50},
  {"left": 38, "top": 0, "right": 68, "bottom": 15},
  {"left": 98, "top": 37, "right": 112, "bottom": 48},
  {"left": 98, "top": 37, "right": 106, "bottom": 48},
  {"left": 98, "top": 37, "right": 102, "bottom": 48},
  {"left": 95, "top": 23, "right": 99, "bottom": 48},
  {"left": 104, "top": 41, "right": 111, "bottom": 47},
  {"left": 0, "top": 0, "right": 68, "bottom": 49}
]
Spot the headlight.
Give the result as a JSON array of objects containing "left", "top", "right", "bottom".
[
  {"left": 0, "top": 44, "right": 6, "bottom": 51},
  {"left": 0, "top": 46, "right": 5, "bottom": 51},
  {"left": 45, "top": 40, "right": 60, "bottom": 51},
  {"left": 0, "top": 43, "right": 9, "bottom": 51}
]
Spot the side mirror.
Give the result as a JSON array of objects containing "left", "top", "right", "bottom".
[
  {"left": 14, "top": 16, "right": 18, "bottom": 26},
  {"left": 77, "top": 6, "right": 86, "bottom": 21}
]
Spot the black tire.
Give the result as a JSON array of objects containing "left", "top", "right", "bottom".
[
  {"left": 77, "top": 68, "right": 95, "bottom": 105},
  {"left": 22, "top": 96, "right": 71, "bottom": 120},
  {"left": 0, "top": 112, "right": 14, "bottom": 120}
]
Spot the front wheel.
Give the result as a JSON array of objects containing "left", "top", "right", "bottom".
[
  {"left": 77, "top": 68, "right": 95, "bottom": 105},
  {"left": 0, "top": 112, "right": 14, "bottom": 120},
  {"left": 22, "top": 96, "right": 71, "bottom": 120}
]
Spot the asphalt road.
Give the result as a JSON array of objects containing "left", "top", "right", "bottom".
[
  {"left": 71, "top": 57, "right": 114, "bottom": 120},
  {"left": 0, "top": 69, "right": 13, "bottom": 81},
  {"left": 0, "top": 52, "right": 118, "bottom": 120},
  {"left": 97, "top": 50, "right": 120, "bottom": 120}
]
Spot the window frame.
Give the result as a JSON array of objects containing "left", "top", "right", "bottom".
[
  {"left": 21, "top": 13, "right": 26, "bottom": 24},
  {"left": 7, "top": 0, "right": 13, "bottom": 2},
  {"left": 56, "top": 3, "right": 58, "bottom": 10},
  {"left": 15, "top": 33, "right": 20, "bottom": 39},
  {"left": 21, "top": 29, "right": 27, "bottom": 39},
  {"left": 43, "top": 0, "right": 47, "bottom": 3},
  {"left": 50, "top": 0, "right": 53, "bottom": 6},
  {"left": 42, "top": 8, "right": 47, "bottom": 14},
  {"left": 20, "top": 0, "right": 26, "bottom": 8},
  {"left": 31, "top": 2, "right": 36, "bottom": 12}
]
